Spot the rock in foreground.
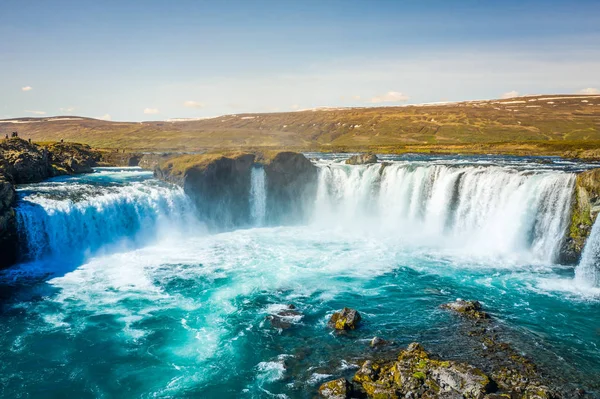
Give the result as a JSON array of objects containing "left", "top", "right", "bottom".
[
  {"left": 318, "top": 378, "right": 351, "bottom": 399},
  {"left": 441, "top": 299, "right": 490, "bottom": 320},
  {"left": 352, "top": 342, "right": 494, "bottom": 399},
  {"left": 345, "top": 153, "right": 378, "bottom": 165},
  {"left": 328, "top": 307, "right": 361, "bottom": 330}
]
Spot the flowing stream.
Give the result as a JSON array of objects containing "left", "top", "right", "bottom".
[{"left": 0, "top": 159, "right": 599, "bottom": 398}]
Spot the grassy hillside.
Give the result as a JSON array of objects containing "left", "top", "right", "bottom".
[{"left": 2, "top": 95, "right": 600, "bottom": 157}]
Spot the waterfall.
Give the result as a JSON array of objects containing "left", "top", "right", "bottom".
[
  {"left": 250, "top": 166, "right": 267, "bottom": 226},
  {"left": 16, "top": 180, "right": 196, "bottom": 262},
  {"left": 313, "top": 162, "right": 575, "bottom": 263},
  {"left": 575, "top": 217, "right": 600, "bottom": 287}
]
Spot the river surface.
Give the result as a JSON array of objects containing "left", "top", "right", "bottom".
[{"left": 0, "top": 157, "right": 599, "bottom": 398}]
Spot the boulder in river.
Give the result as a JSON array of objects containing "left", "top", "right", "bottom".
[
  {"left": 266, "top": 304, "right": 303, "bottom": 330},
  {"left": 328, "top": 307, "right": 361, "bottom": 330},
  {"left": 345, "top": 153, "right": 378, "bottom": 165},
  {"left": 441, "top": 299, "right": 490, "bottom": 320}
]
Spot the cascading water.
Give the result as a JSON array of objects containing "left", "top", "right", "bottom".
[
  {"left": 249, "top": 166, "right": 267, "bottom": 226},
  {"left": 313, "top": 161, "right": 575, "bottom": 263},
  {"left": 15, "top": 168, "right": 196, "bottom": 263},
  {"left": 575, "top": 216, "right": 600, "bottom": 287},
  {"left": 2, "top": 157, "right": 600, "bottom": 399}
]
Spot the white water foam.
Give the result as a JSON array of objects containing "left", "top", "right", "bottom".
[{"left": 250, "top": 166, "right": 267, "bottom": 226}]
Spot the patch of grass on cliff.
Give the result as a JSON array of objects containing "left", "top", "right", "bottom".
[{"left": 159, "top": 151, "right": 251, "bottom": 176}]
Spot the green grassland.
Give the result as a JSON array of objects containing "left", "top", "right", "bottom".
[{"left": 2, "top": 95, "right": 600, "bottom": 158}]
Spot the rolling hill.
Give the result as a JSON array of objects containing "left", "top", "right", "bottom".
[{"left": 2, "top": 94, "right": 600, "bottom": 157}]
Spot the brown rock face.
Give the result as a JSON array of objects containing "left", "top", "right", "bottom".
[
  {"left": 345, "top": 153, "right": 378, "bottom": 165},
  {"left": 263, "top": 151, "right": 318, "bottom": 224},
  {"left": 47, "top": 142, "right": 102, "bottom": 175},
  {"left": 328, "top": 307, "right": 362, "bottom": 330},
  {"left": 0, "top": 138, "right": 52, "bottom": 183}
]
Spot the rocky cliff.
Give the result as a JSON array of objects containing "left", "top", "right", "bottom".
[
  {"left": 0, "top": 138, "right": 102, "bottom": 268},
  {"left": 155, "top": 151, "right": 318, "bottom": 228},
  {"left": 262, "top": 152, "right": 318, "bottom": 224},
  {"left": 561, "top": 168, "right": 600, "bottom": 264}
]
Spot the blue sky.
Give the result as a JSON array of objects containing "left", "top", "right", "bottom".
[{"left": 1, "top": 0, "right": 599, "bottom": 121}]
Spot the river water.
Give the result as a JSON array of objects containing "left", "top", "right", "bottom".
[{"left": 0, "top": 158, "right": 599, "bottom": 398}]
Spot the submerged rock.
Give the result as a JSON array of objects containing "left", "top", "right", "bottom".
[
  {"left": 266, "top": 304, "right": 303, "bottom": 330},
  {"left": 442, "top": 299, "right": 490, "bottom": 320},
  {"left": 318, "top": 377, "right": 351, "bottom": 398},
  {"left": 345, "top": 153, "right": 378, "bottom": 165},
  {"left": 328, "top": 307, "right": 361, "bottom": 330},
  {"left": 370, "top": 336, "right": 390, "bottom": 348}
]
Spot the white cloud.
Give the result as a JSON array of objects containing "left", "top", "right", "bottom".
[
  {"left": 97, "top": 114, "right": 112, "bottom": 121},
  {"left": 290, "top": 104, "right": 300, "bottom": 110},
  {"left": 183, "top": 100, "right": 205, "bottom": 109},
  {"left": 369, "top": 91, "right": 409, "bottom": 103},
  {"left": 352, "top": 95, "right": 361, "bottom": 100},
  {"left": 144, "top": 108, "right": 159, "bottom": 115},
  {"left": 501, "top": 90, "right": 520, "bottom": 99},
  {"left": 21, "top": 86, "right": 32, "bottom": 92},
  {"left": 580, "top": 87, "right": 600, "bottom": 95},
  {"left": 25, "top": 110, "right": 46, "bottom": 115},
  {"left": 60, "top": 107, "right": 75, "bottom": 112}
]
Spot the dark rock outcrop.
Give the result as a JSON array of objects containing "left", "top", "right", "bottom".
[
  {"left": 345, "top": 153, "right": 378, "bottom": 165},
  {"left": 262, "top": 151, "right": 318, "bottom": 224},
  {"left": 348, "top": 343, "right": 494, "bottom": 399},
  {"left": 0, "top": 138, "right": 101, "bottom": 183},
  {"left": 0, "top": 138, "right": 52, "bottom": 183},
  {"left": 328, "top": 307, "right": 361, "bottom": 330},
  {"left": 99, "top": 150, "right": 143, "bottom": 167},
  {"left": 266, "top": 304, "right": 303, "bottom": 330},
  {"left": 156, "top": 152, "right": 256, "bottom": 228},
  {"left": 46, "top": 142, "right": 102, "bottom": 175},
  {"left": 0, "top": 177, "right": 17, "bottom": 268},
  {"left": 441, "top": 299, "right": 490, "bottom": 320},
  {"left": 561, "top": 168, "right": 600, "bottom": 264},
  {"left": 138, "top": 153, "right": 175, "bottom": 171}
]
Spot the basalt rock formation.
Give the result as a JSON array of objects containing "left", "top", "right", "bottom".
[
  {"left": 262, "top": 151, "right": 318, "bottom": 224},
  {"left": 155, "top": 151, "right": 318, "bottom": 228}
]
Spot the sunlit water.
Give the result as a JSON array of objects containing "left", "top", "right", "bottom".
[{"left": 0, "top": 161, "right": 599, "bottom": 398}]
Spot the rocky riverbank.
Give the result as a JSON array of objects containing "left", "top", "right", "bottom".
[{"left": 0, "top": 138, "right": 102, "bottom": 267}]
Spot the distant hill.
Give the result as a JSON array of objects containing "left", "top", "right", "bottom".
[{"left": 2, "top": 95, "right": 600, "bottom": 157}]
